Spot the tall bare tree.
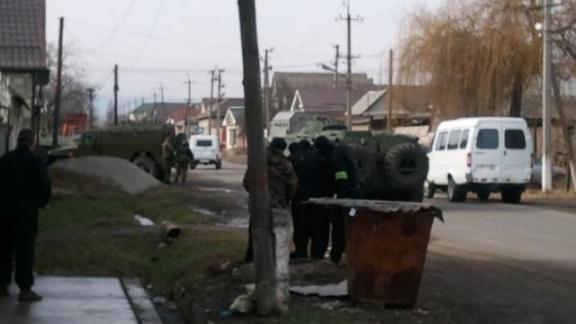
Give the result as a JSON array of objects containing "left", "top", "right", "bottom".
[{"left": 400, "top": 0, "right": 541, "bottom": 121}]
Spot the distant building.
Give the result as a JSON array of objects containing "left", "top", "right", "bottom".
[
  {"left": 129, "top": 102, "right": 188, "bottom": 124},
  {"left": 61, "top": 113, "right": 87, "bottom": 136},
  {"left": 0, "top": 0, "right": 49, "bottom": 154},
  {"left": 270, "top": 71, "right": 375, "bottom": 115},
  {"left": 222, "top": 106, "right": 246, "bottom": 150},
  {"left": 166, "top": 105, "right": 200, "bottom": 135},
  {"left": 197, "top": 98, "right": 244, "bottom": 140},
  {"left": 350, "top": 86, "right": 433, "bottom": 131}
]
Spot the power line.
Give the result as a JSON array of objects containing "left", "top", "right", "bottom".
[
  {"left": 94, "top": 0, "right": 138, "bottom": 49},
  {"left": 130, "top": 0, "right": 166, "bottom": 68}
]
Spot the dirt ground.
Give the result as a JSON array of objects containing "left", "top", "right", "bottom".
[{"left": 523, "top": 189, "right": 576, "bottom": 214}]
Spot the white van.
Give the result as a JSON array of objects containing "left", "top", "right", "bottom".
[
  {"left": 426, "top": 117, "right": 532, "bottom": 203},
  {"left": 189, "top": 135, "right": 222, "bottom": 169}
]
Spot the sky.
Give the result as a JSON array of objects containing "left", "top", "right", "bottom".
[{"left": 46, "top": 0, "right": 443, "bottom": 120}]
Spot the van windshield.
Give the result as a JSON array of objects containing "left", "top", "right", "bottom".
[
  {"left": 196, "top": 140, "right": 213, "bottom": 147},
  {"left": 505, "top": 130, "right": 526, "bottom": 149},
  {"left": 477, "top": 129, "right": 499, "bottom": 149}
]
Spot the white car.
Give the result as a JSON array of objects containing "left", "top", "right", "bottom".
[
  {"left": 189, "top": 135, "right": 222, "bottom": 169},
  {"left": 426, "top": 117, "right": 532, "bottom": 203}
]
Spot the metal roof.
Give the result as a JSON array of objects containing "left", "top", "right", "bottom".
[
  {"left": 308, "top": 198, "right": 443, "bottom": 221},
  {"left": 0, "top": 0, "right": 47, "bottom": 71}
]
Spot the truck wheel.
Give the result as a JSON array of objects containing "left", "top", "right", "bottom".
[
  {"left": 447, "top": 178, "right": 467, "bottom": 202},
  {"left": 501, "top": 186, "right": 522, "bottom": 204},
  {"left": 424, "top": 180, "right": 436, "bottom": 199},
  {"left": 477, "top": 190, "right": 490, "bottom": 201},
  {"left": 133, "top": 155, "right": 159, "bottom": 178},
  {"left": 383, "top": 143, "right": 429, "bottom": 190}
]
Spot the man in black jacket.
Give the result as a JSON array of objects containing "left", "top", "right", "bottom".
[
  {"left": 314, "top": 136, "right": 360, "bottom": 264},
  {"left": 0, "top": 129, "right": 52, "bottom": 302}
]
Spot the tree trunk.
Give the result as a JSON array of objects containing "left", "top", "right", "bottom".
[
  {"left": 551, "top": 64, "right": 576, "bottom": 190},
  {"left": 237, "top": 0, "right": 276, "bottom": 315},
  {"left": 509, "top": 72, "right": 523, "bottom": 117}
]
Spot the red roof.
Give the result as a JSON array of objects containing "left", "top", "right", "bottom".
[{"left": 169, "top": 106, "right": 200, "bottom": 122}]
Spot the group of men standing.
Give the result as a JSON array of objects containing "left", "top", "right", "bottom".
[
  {"left": 161, "top": 133, "right": 194, "bottom": 184},
  {"left": 244, "top": 135, "right": 359, "bottom": 264}
]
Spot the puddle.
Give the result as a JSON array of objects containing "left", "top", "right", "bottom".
[{"left": 197, "top": 187, "right": 235, "bottom": 194}]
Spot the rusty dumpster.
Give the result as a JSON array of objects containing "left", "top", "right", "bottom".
[{"left": 309, "top": 198, "right": 443, "bottom": 307}]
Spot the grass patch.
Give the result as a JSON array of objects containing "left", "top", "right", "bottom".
[{"left": 37, "top": 177, "right": 245, "bottom": 295}]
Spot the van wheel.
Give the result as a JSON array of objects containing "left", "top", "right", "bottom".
[
  {"left": 215, "top": 160, "right": 222, "bottom": 170},
  {"left": 447, "top": 178, "right": 467, "bottom": 202},
  {"left": 501, "top": 186, "right": 523, "bottom": 204},
  {"left": 190, "top": 161, "right": 197, "bottom": 170},
  {"left": 133, "top": 155, "right": 159, "bottom": 178},
  {"left": 424, "top": 181, "right": 436, "bottom": 199},
  {"left": 477, "top": 190, "right": 490, "bottom": 201}
]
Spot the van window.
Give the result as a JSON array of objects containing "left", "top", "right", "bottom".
[
  {"left": 477, "top": 129, "right": 499, "bottom": 149},
  {"left": 447, "top": 130, "right": 461, "bottom": 150},
  {"left": 460, "top": 130, "right": 470, "bottom": 149},
  {"left": 196, "top": 140, "right": 213, "bottom": 147},
  {"left": 505, "top": 129, "right": 526, "bottom": 149},
  {"left": 435, "top": 132, "right": 448, "bottom": 151}
]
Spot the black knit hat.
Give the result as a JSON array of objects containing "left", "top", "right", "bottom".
[{"left": 270, "top": 137, "right": 287, "bottom": 151}]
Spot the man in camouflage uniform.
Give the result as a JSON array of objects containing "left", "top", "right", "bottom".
[
  {"left": 243, "top": 137, "right": 298, "bottom": 263},
  {"left": 173, "top": 133, "right": 193, "bottom": 184},
  {"left": 161, "top": 134, "right": 175, "bottom": 184}
]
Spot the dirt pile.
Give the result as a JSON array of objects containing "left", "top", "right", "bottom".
[{"left": 51, "top": 157, "right": 160, "bottom": 194}]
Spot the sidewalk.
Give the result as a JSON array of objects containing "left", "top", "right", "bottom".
[{"left": 0, "top": 276, "right": 162, "bottom": 324}]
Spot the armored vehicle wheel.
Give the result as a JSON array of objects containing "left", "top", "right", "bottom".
[
  {"left": 477, "top": 190, "right": 490, "bottom": 201},
  {"left": 424, "top": 180, "right": 436, "bottom": 199},
  {"left": 384, "top": 143, "right": 429, "bottom": 190},
  {"left": 133, "top": 155, "right": 159, "bottom": 178},
  {"left": 447, "top": 178, "right": 467, "bottom": 202}
]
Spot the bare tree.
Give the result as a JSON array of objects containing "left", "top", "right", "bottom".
[{"left": 399, "top": 0, "right": 541, "bottom": 122}]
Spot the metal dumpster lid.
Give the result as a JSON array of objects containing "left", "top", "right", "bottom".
[{"left": 308, "top": 198, "right": 443, "bottom": 221}]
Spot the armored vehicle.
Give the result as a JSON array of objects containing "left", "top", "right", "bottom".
[
  {"left": 287, "top": 127, "right": 429, "bottom": 202},
  {"left": 76, "top": 125, "right": 174, "bottom": 179}
]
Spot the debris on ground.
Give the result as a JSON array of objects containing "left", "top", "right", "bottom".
[
  {"left": 233, "top": 259, "right": 346, "bottom": 285},
  {"left": 51, "top": 156, "right": 160, "bottom": 194},
  {"left": 161, "top": 221, "right": 181, "bottom": 243},
  {"left": 229, "top": 284, "right": 255, "bottom": 314},
  {"left": 317, "top": 300, "right": 347, "bottom": 311},
  {"left": 134, "top": 214, "right": 155, "bottom": 226},
  {"left": 205, "top": 259, "right": 234, "bottom": 277},
  {"left": 152, "top": 296, "right": 167, "bottom": 305},
  {"left": 290, "top": 280, "right": 348, "bottom": 297}
]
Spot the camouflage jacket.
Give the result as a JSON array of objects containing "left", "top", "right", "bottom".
[{"left": 243, "top": 148, "right": 298, "bottom": 208}]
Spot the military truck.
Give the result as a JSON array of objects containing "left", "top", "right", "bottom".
[
  {"left": 76, "top": 125, "right": 174, "bottom": 179},
  {"left": 286, "top": 127, "right": 429, "bottom": 202}
]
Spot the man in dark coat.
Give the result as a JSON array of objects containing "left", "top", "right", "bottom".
[
  {"left": 289, "top": 140, "right": 328, "bottom": 259},
  {"left": 0, "top": 129, "right": 52, "bottom": 302},
  {"left": 314, "top": 136, "right": 360, "bottom": 264}
]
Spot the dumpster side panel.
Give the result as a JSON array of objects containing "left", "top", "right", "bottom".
[{"left": 347, "top": 211, "right": 435, "bottom": 306}]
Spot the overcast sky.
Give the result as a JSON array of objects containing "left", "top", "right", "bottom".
[{"left": 46, "top": 0, "right": 442, "bottom": 119}]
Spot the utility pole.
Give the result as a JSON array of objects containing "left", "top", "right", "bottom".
[
  {"left": 263, "top": 48, "right": 273, "bottom": 134},
  {"left": 216, "top": 69, "right": 225, "bottom": 143},
  {"left": 184, "top": 77, "right": 193, "bottom": 135},
  {"left": 208, "top": 69, "right": 216, "bottom": 135},
  {"left": 87, "top": 88, "right": 95, "bottom": 130},
  {"left": 338, "top": 1, "right": 362, "bottom": 129},
  {"left": 113, "top": 64, "right": 119, "bottom": 125},
  {"left": 333, "top": 44, "right": 340, "bottom": 88},
  {"left": 53, "top": 17, "right": 64, "bottom": 147},
  {"left": 153, "top": 91, "right": 157, "bottom": 124},
  {"left": 238, "top": 0, "right": 275, "bottom": 315},
  {"left": 387, "top": 49, "right": 394, "bottom": 134},
  {"left": 159, "top": 83, "right": 165, "bottom": 110},
  {"left": 542, "top": 0, "right": 553, "bottom": 192}
]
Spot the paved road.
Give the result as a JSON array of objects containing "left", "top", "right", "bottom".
[{"left": 184, "top": 162, "right": 576, "bottom": 323}]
